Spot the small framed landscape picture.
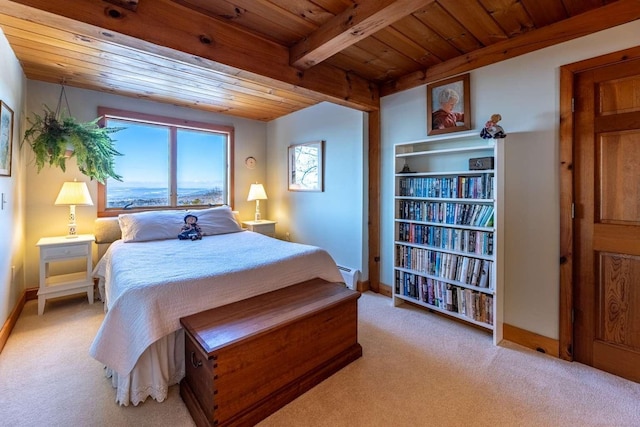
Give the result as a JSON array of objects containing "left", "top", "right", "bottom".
[
  {"left": 288, "top": 140, "right": 324, "bottom": 192},
  {"left": 0, "top": 101, "right": 14, "bottom": 177},
  {"left": 427, "top": 73, "right": 471, "bottom": 136}
]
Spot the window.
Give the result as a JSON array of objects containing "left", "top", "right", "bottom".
[{"left": 97, "top": 108, "right": 234, "bottom": 216}]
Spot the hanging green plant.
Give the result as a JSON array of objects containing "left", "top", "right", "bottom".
[{"left": 22, "top": 85, "right": 124, "bottom": 184}]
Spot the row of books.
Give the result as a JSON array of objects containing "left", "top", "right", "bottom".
[
  {"left": 395, "top": 244, "right": 493, "bottom": 289},
  {"left": 397, "top": 200, "right": 494, "bottom": 228},
  {"left": 394, "top": 271, "right": 494, "bottom": 325},
  {"left": 397, "top": 223, "right": 494, "bottom": 256},
  {"left": 398, "top": 174, "right": 494, "bottom": 199}
]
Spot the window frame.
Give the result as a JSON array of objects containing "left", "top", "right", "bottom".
[{"left": 97, "top": 107, "right": 234, "bottom": 217}]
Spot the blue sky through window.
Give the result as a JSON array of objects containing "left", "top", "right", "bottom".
[
  {"left": 106, "top": 119, "right": 226, "bottom": 189},
  {"left": 107, "top": 120, "right": 168, "bottom": 188},
  {"left": 177, "top": 128, "right": 226, "bottom": 190}
]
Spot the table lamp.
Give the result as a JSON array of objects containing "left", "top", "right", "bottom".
[
  {"left": 247, "top": 183, "right": 267, "bottom": 222},
  {"left": 54, "top": 180, "right": 94, "bottom": 237}
]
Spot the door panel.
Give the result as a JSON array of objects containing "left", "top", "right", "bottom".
[
  {"left": 574, "top": 58, "right": 640, "bottom": 383},
  {"left": 598, "top": 75, "right": 640, "bottom": 116},
  {"left": 598, "top": 253, "right": 640, "bottom": 348},
  {"left": 598, "top": 132, "right": 640, "bottom": 223}
]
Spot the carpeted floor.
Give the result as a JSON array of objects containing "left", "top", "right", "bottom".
[{"left": 1, "top": 291, "right": 639, "bottom": 427}]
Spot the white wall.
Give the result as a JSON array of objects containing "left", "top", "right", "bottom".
[
  {"left": 381, "top": 20, "right": 640, "bottom": 339},
  {"left": 266, "top": 102, "right": 367, "bottom": 278},
  {"left": 0, "top": 29, "right": 27, "bottom": 327},
  {"left": 23, "top": 81, "right": 268, "bottom": 287}
]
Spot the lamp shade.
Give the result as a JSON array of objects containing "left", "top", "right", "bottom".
[
  {"left": 54, "top": 181, "right": 94, "bottom": 206},
  {"left": 247, "top": 183, "right": 268, "bottom": 201}
]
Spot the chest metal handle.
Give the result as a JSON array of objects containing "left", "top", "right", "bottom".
[{"left": 190, "top": 351, "right": 203, "bottom": 368}]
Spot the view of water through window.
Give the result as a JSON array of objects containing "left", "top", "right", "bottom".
[{"left": 104, "top": 118, "right": 228, "bottom": 209}]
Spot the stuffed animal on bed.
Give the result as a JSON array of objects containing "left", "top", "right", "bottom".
[{"left": 178, "top": 214, "right": 202, "bottom": 240}]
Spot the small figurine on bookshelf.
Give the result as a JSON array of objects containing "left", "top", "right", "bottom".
[
  {"left": 400, "top": 162, "right": 416, "bottom": 173},
  {"left": 480, "top": 114, "right": 507, "bottom": 139}
]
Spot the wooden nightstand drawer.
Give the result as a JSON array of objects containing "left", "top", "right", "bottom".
[{"left": 41, "top": 243, "right": 89, "bottom": 260}]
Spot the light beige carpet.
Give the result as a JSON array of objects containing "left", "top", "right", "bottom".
[{"left": 1, "top": 292, "right": 639, "bottom": 427}]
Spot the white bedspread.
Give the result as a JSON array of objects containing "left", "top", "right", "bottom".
[{"left": 89, "top": 231, "right": 343, "bottom": 377}]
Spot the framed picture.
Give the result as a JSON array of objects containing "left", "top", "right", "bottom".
[
  {"left": 0, "top": 101, "right": 14, "bottom": 177},
  {"left": 427, "top": 73, "right": 471, "bottom": 136},
  {"left": 288, "top": 140, "right": 324, "bottom": 192}
]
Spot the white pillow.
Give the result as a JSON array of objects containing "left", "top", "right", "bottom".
[
  {"left": 118, "top": 209, "right": 186, "bottom": 242},
  {"left": 189, "top": 205, "right": 242, "bottom": 236}
]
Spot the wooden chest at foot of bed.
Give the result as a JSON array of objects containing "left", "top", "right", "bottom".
[{"left": 179, "top": 278, "right": 362, "bottom": 427}]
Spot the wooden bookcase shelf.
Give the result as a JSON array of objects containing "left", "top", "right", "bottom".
[{"left": 393, "top": 132, "right": 504, "bottom": 344}]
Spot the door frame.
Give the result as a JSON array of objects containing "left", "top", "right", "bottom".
[{"left": 559, "top": 45, "right": 640, "bottom": 361}]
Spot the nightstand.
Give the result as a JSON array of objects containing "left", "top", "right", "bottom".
[
  {"left": 242, "top": 220, "right": 277, "bottom": 237},
  {"left": 36, "top": 234, "right": 95, "bottom": 315}
]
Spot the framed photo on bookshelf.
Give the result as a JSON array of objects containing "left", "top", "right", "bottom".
[
  {"left": 0, "top": 100, "right": 14, "bottom": 177},
  {"left": 427, "top": 73, "right": 471, "bottom": 136},
  {"left": 288, "top": 140, "right": 324, "bottom": 192}
]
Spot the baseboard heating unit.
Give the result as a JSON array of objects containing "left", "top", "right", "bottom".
[{"left": 337, "top": 265, "right": 359, "bottom": 290}]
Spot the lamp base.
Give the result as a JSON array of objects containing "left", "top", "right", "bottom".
[
  {"left": 66, "top": 221, "right": 78, "bottom": 238},
  {"left": 254, "top": 212, "right": 262, "bottom": 222}
]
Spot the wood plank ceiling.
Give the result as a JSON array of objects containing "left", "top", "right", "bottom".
[{"left": 0, "top": 0, "right": 638, "bottom": 121}]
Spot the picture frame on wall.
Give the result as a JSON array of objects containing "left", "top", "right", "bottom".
[
  {"left": 288, "top": 140, "right": 324, "bottom": 192},
  {"left": 427, "top": 73, "right": 471, "bottom": 136},
  {"left": 0, "top": 101, "right": 14, "bottom": 177}
]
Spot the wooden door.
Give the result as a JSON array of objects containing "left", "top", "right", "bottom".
[{"left": 573, "top": 58, "right": 640, "bottom": 383}]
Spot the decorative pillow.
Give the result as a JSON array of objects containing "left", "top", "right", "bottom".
[
  {"left": 189, "top": 205, "right": 243, "bottom": 236},
  {"left": 118, "top": 209, "right": 186, "bottom": 242},
  {"left": 94, "top": 217, "right": 122, "bottom": 244}
]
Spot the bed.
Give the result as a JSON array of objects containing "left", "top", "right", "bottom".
[{"left": 89, "top": 206, "right": 344, "bottom": 406}]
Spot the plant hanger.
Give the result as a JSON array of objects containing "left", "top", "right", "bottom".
[
  {"left": 54, "top": 81, "right": 76, "bottom": 158},
  {"left": 55, "top": 80, "right": 72, "bottom": 120}
]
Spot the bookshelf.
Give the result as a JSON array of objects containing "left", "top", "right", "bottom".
[{"left": 393, "top": 131, "right": 504, "bottom": 344}]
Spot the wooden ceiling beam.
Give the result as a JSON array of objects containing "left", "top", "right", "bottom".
[
  {"left": 290, "top": 0, "right": 435, "bottom": 70},
  {"left": 381, "top": 0, "right": 640, "bottom": 96},
  {"left": 2, "top": 0, "right": 379, "bottom": 111}
]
